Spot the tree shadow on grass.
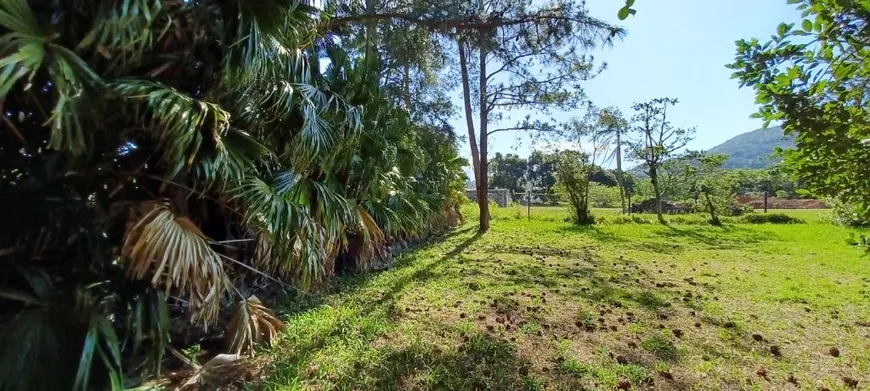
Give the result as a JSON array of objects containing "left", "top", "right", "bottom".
[
  {"left": 346, "top": 332, "right": 536, "bottom": 390},
  {"left": 653, "top": 225, "right": 776, "bottom": 250},
  {"left": 276, "top": 225, "right": 483, "bottom": 315},
  {"left": 265, "top": 223, "right": 777, "bottom": 391},
  {"left": 556, "top": 224, "right": 620, "bottom": 242}
]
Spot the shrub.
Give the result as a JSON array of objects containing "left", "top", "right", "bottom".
[
  {"left": 588, "top": 183, "right": 622, "bottom": 208},
  {"left": 630, "top": 199, "right": 692, "bottom": 215},
  {"left": 742, "top": 213, "right": 805, "bottom": 224},
  {"left": 824, "top": 198, "right": 870, "bottom": 227},
  {"left": 598, "top": 215, "right": 653, "bottom": 225},
  {"left": 847, "top": 235, "right": 870, "bottom": 255}
]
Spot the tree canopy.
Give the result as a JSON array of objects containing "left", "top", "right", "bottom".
[{"left": 728, "top": 0, "right": 870, "bottom": 220}]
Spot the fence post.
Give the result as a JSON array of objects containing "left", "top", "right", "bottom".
[
  {"left": 763, "top": 191, "right": 768, "bottom": 213},
  {"left": 527, "top": 191, "right": 531, "bottom": 221}
]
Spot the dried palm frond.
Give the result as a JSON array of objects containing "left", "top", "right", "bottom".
[
  {"left": 123, "top": 203, "right": 229, "bottom": 327},
  {"left": 354, "top": 204, "right": 388, "bottom": 270},
  {"left": 178, "top": 354, "right": 254, "bottom": 390},
  {"left": 357, "top": 204, "right": 385, "bottom": 244},
  {"left": 225, "top": 296, "right": 285, "bottom": 356}
]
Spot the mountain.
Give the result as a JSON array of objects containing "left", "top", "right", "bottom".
[
  {"left": 628, "top": 126, "right": 795, "bottom": 176},
  {"left": 707, "top": 126, "right": 795, "bottom": 169}
]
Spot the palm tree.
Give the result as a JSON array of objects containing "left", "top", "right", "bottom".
[
  {"left": 596, "top": 107, "right": 630, "bottom": 212},
  {"left": 0, "top": 0, "right": 464, "bottom": 389}
]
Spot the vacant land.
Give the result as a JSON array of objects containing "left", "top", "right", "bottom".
[{"left": 259, "top": 207, "right": 869, "bottom": 391}]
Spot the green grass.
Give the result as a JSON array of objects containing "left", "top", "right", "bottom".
[{"left": 258, "top": 205, "right": 869, "bottom": 391}]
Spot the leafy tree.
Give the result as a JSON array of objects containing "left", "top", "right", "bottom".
[
  {"left": 553, "top": 150, "right": 595, "bottom": 224},
  {"left": 527, "top": 150, "right": 559, "bottom": 201},
  {"left": 588, "top": 182, "right": 622, "bottom": 208},
  {"left": 658, "top": 155, "right": 699, "bottom": 202},
  {"left": 488, "top": 153, "right": 528, "bottom": 195},
  {"left": 589, "top": 166, "right": 619, "bottom": 187},
  {"left": 728, "top": 0, "right": 870, "bottom": 221},
  {"left": 625, "top": 98, "right": 696, "bottom": 223},
  {"left": 686, "top": 154, "right": 732, "bottom": 226},
  {"left": 324, "top": 0, "right": 455, "bottom": 126}
]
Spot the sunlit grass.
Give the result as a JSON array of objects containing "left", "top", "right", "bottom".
[{"left": 258, "top": 205, "right": 869, "bottom": 391}]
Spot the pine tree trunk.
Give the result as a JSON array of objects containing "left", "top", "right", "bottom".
[
  {"left": 477, "top": 39, "right": 490, "bottom": 233},
  {"left": 457, "top": 39, "right": 482, "bottom": 208}
]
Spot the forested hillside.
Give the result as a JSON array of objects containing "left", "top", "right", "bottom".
[{"left": 707, "top": 126, "right": 795, "bottom": 168}]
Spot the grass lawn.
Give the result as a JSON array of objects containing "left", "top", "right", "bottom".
[{"left": 258, "top": 206, "right": 869, "bottom": 391}]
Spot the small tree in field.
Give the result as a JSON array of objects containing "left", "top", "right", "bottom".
[
  {"left": 553, "top": 150, "right": 595, "bottom": 224},
  {"left": 685, "top": 154, "right": 732, "bottom": 226},
  {"left": 625, "top": 98, "right": 695, "bottom": 224}
]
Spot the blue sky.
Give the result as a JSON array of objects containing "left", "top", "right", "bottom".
[{"left": 453, "top": 0, "right": 801, "bottom": 164}]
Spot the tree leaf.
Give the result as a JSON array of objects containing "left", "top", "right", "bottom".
[{"left": 618, "top": 6, "right": 631, "bottom": 20}]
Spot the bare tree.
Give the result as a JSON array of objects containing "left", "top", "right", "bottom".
[{"left": 625, "top": 98, "right": 695, "bottom": 224}]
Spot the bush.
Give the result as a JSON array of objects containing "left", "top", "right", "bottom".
[
  {"left": 742, "top": 213, "right": 805, "bottom": 224},
  {"left": 847, "top": 235, "right": 870, "bottom": 255},
  {"left": 565, "top": 213, "right": 596, "bottom": 225},
  {"left": 597, "top": 215, "right": 653, "bottom": 225},
  {"left": 824, "top": 198, "right": 870, "bottom": 227},
  {"left": 730, "top": 203, "right": 754, "bottom": 216},
  {"left": 630, "top": 199, "right": 692, "bottom": 214},
  {"left": 588, "top": 183, "right": 622, "bottom": 208}
]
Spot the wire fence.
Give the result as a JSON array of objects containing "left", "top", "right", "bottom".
[{"left": 497, "top": 192, "right": 634, "bottom": 221}]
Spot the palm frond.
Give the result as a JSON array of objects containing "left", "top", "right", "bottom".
[
  {"left": 194, "top": 127, "right": 271, "bottom": 183},
  {"left": 234, "top": 171, "right": 350, "bottom": 285},
  {"left": 112, "top": 80, "right": 230, "bottom": 174},
  {"left": 73, "top": 290, "right": 124, "bottom": 391},
  {"left": 122, "top": 203, "right": 229, "bottom": 327},
  {"left": 224, "top": 296, "right": 285, "bottom": 356},
  {"left": 0, "top": 0, "right": 102, "bottom": 153},
  {"left": 179, "top": 354, "right": 254, "bottom": 391},
  {"left": 78, "top": 0, "right": 166, "bottom": 70},
  {"left": 353, "top": 204, "right": 387, "bottom": 269}
]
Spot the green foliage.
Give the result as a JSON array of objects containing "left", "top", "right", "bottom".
[
  {"left": 0, "top": 0, "right": 466, "bottom": 388},
  {"left": 742, "top": 214, "right": 806, "bottom": 225},
  {"left": 725, "top": 165, "right": 802, "bottom": 198},
  {"left": 489, "top": 153, "right": 528, "bottom": 194},
  {"left": 687, "top": 154, "right": 734, "bottom": 225},
  {"left": 588, "top": 183, "right": 622, "bottom": 208},
  {"left": 617, "top": 0, "right": 637, "bottom": 20},
  {"left": 728, "top": 0, "right": 870, "bottom": 222},
  {"left": 553, "top": 150, "right": 595, "bottom": 224},
  {"left": 846, "top": 235, "right": 870, "bottom": 255},
  {"left": 824, "top": 198, "right": 870, "bottom": 227}
]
